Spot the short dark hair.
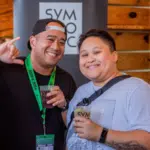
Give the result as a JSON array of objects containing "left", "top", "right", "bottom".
[
  {"left": 27, "top": 18, "right": 67, "bottom": 50},
  {"left": 78, "top": 29, "right": 116, "bottom": 52}
]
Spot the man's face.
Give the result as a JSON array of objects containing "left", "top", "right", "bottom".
[
  {"left": 30, "top": 22, "right": 66, "bottom": 68},
  {"left": 79, "top": 36, "right": 118, "bottom": 84}
]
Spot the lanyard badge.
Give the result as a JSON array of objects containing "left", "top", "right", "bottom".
[{"left": 36, "top": 135, "right": 54, "bottom": 150}]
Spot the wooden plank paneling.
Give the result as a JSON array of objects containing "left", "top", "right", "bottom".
[
  {"left": 0, "top": 12, "right": 13, "bottom": 35},
  {"left": 126, "top": 72, "right": 150, "bottom": 83},
  {"left": 0, "top": 0, "right": 12, "bottom": 8},
  {"left": 110, "top": 32, "right": 150, "bottom": 50},
  {"left": 108, "top": 6, "right": 150, "bottom": 30},
  {"left": 108, "top": 0, "right": 150, "bottom": 6},
  {"left": 117, "top": 53, "right": 150, "bottom": 70},
  {"left": 0, "top": 0, "right": 7, "bottom": 5},
  {"left": 0, "top": 0, "right": 13, "bottom": 37},
  {"left": 0, "top": 29, "right": 13, "bottom": 37}
]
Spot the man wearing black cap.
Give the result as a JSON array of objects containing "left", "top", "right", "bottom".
[{"left": 0, "top": 19, "right": 76, "bottom": 150}]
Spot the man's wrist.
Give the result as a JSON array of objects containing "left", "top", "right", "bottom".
[
  {"left": 99, "top": 127, "right": 109, "bottom": 143},
  {"left": 60, "top": 100, "right": 69, "bottom": 112}
]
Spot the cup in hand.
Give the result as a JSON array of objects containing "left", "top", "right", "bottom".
[
  {"left": 39, "top": 85, "right": 54, "bottom": 108},
  {"left": 74, "top": 106, "right": 91, "bottom": 119}
]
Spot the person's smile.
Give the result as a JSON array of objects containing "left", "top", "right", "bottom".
[
  {"left": 85, "top": 62, "right": 101, "bottom": 70},
  {"left": 45, "top": 49, "right": 61, "bottom": 58}
]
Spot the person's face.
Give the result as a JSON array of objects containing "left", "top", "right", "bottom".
[
  {"left": 30, "top": 22, "right": 66, "bottom": 68},
  {"left": 79, "top": 36, "right": 118, "bottom": 84}
]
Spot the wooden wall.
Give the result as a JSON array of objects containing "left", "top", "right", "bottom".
[
  {"left": 108, "top": 0, "right": 150, "bottom": 83},
  {"left": 0, "top": 0, "right": 150, "bottom": 83},
  {"left": 0, "top": 0, "right": 13, "bottom": 37}
]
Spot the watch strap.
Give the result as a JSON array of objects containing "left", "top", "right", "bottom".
[{"left": 99, "top": 127, "right": 108, "bottom": 143}]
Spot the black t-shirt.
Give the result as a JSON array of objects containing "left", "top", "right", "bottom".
[{"left": 0, "top": 62, "right": 76, "bottom": 150}]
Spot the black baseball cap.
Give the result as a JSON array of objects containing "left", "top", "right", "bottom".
[{"left": 27, "top": 18, "right": 67, "bottom": 50}]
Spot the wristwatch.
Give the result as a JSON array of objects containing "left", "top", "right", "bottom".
[
  {"left": 61, "top": 100, "right": 69, "bottom": 112},
  {"left": 99, "top": 127, "right": 108, "bottom": 143}
]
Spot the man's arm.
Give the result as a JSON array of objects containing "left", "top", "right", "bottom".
[
  {"left": 106, "top": 129, "right": 150, "bottom": 150},
  {"left": 47, "top": 76, "right": 77, "bottom": 126},
  {"left": 74, "top": 117, "right": 150, "bottom": 150},
  {"left": 74, "top": 80, "right": 150, "bottom": 149},
  {"left": 107, "top": 141, "right": 147, "bottom": 150},
  {"left": 61, "top": 111, "right": 67, "bottom": 127}
]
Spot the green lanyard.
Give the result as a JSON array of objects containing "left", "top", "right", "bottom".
[{"left": 25, "top": 54, "right": 56, "bottom": 134}]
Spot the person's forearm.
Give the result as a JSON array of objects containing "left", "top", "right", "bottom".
[
  {"left": 105, "top": 130, "right": 150, "bottom": 150},
  {"left": 61, "top": 111, "right": 67, "bottom": 127}
]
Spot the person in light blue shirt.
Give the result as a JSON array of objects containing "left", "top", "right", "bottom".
[{"left": 66, "top": 29, "right": 150, "bottom": 150}]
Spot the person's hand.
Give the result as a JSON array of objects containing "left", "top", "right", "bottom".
[
  {"left": 74, "top": 116, "right": 102, "bottom": 141},
  {"left": 46, "top": 86, "right": 67, "bottom": 108},
  {"left": 0, "top": 37, "right": 24, "bottom": 65}
]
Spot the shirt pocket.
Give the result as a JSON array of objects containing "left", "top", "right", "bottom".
[{"left": 90, "top": 99, "right": 116, "bottom": 129}]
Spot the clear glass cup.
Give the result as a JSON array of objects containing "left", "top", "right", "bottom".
[
  {"left": 74, "top": 105, "right": 91, "bottom": 119},
  {"left": 39, "top": 85, "right": 54, "bottom": 108}
]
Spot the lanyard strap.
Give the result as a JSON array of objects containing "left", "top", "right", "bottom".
[{"left": 25, "top": 54, "right": 56, "bottom": 126}]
